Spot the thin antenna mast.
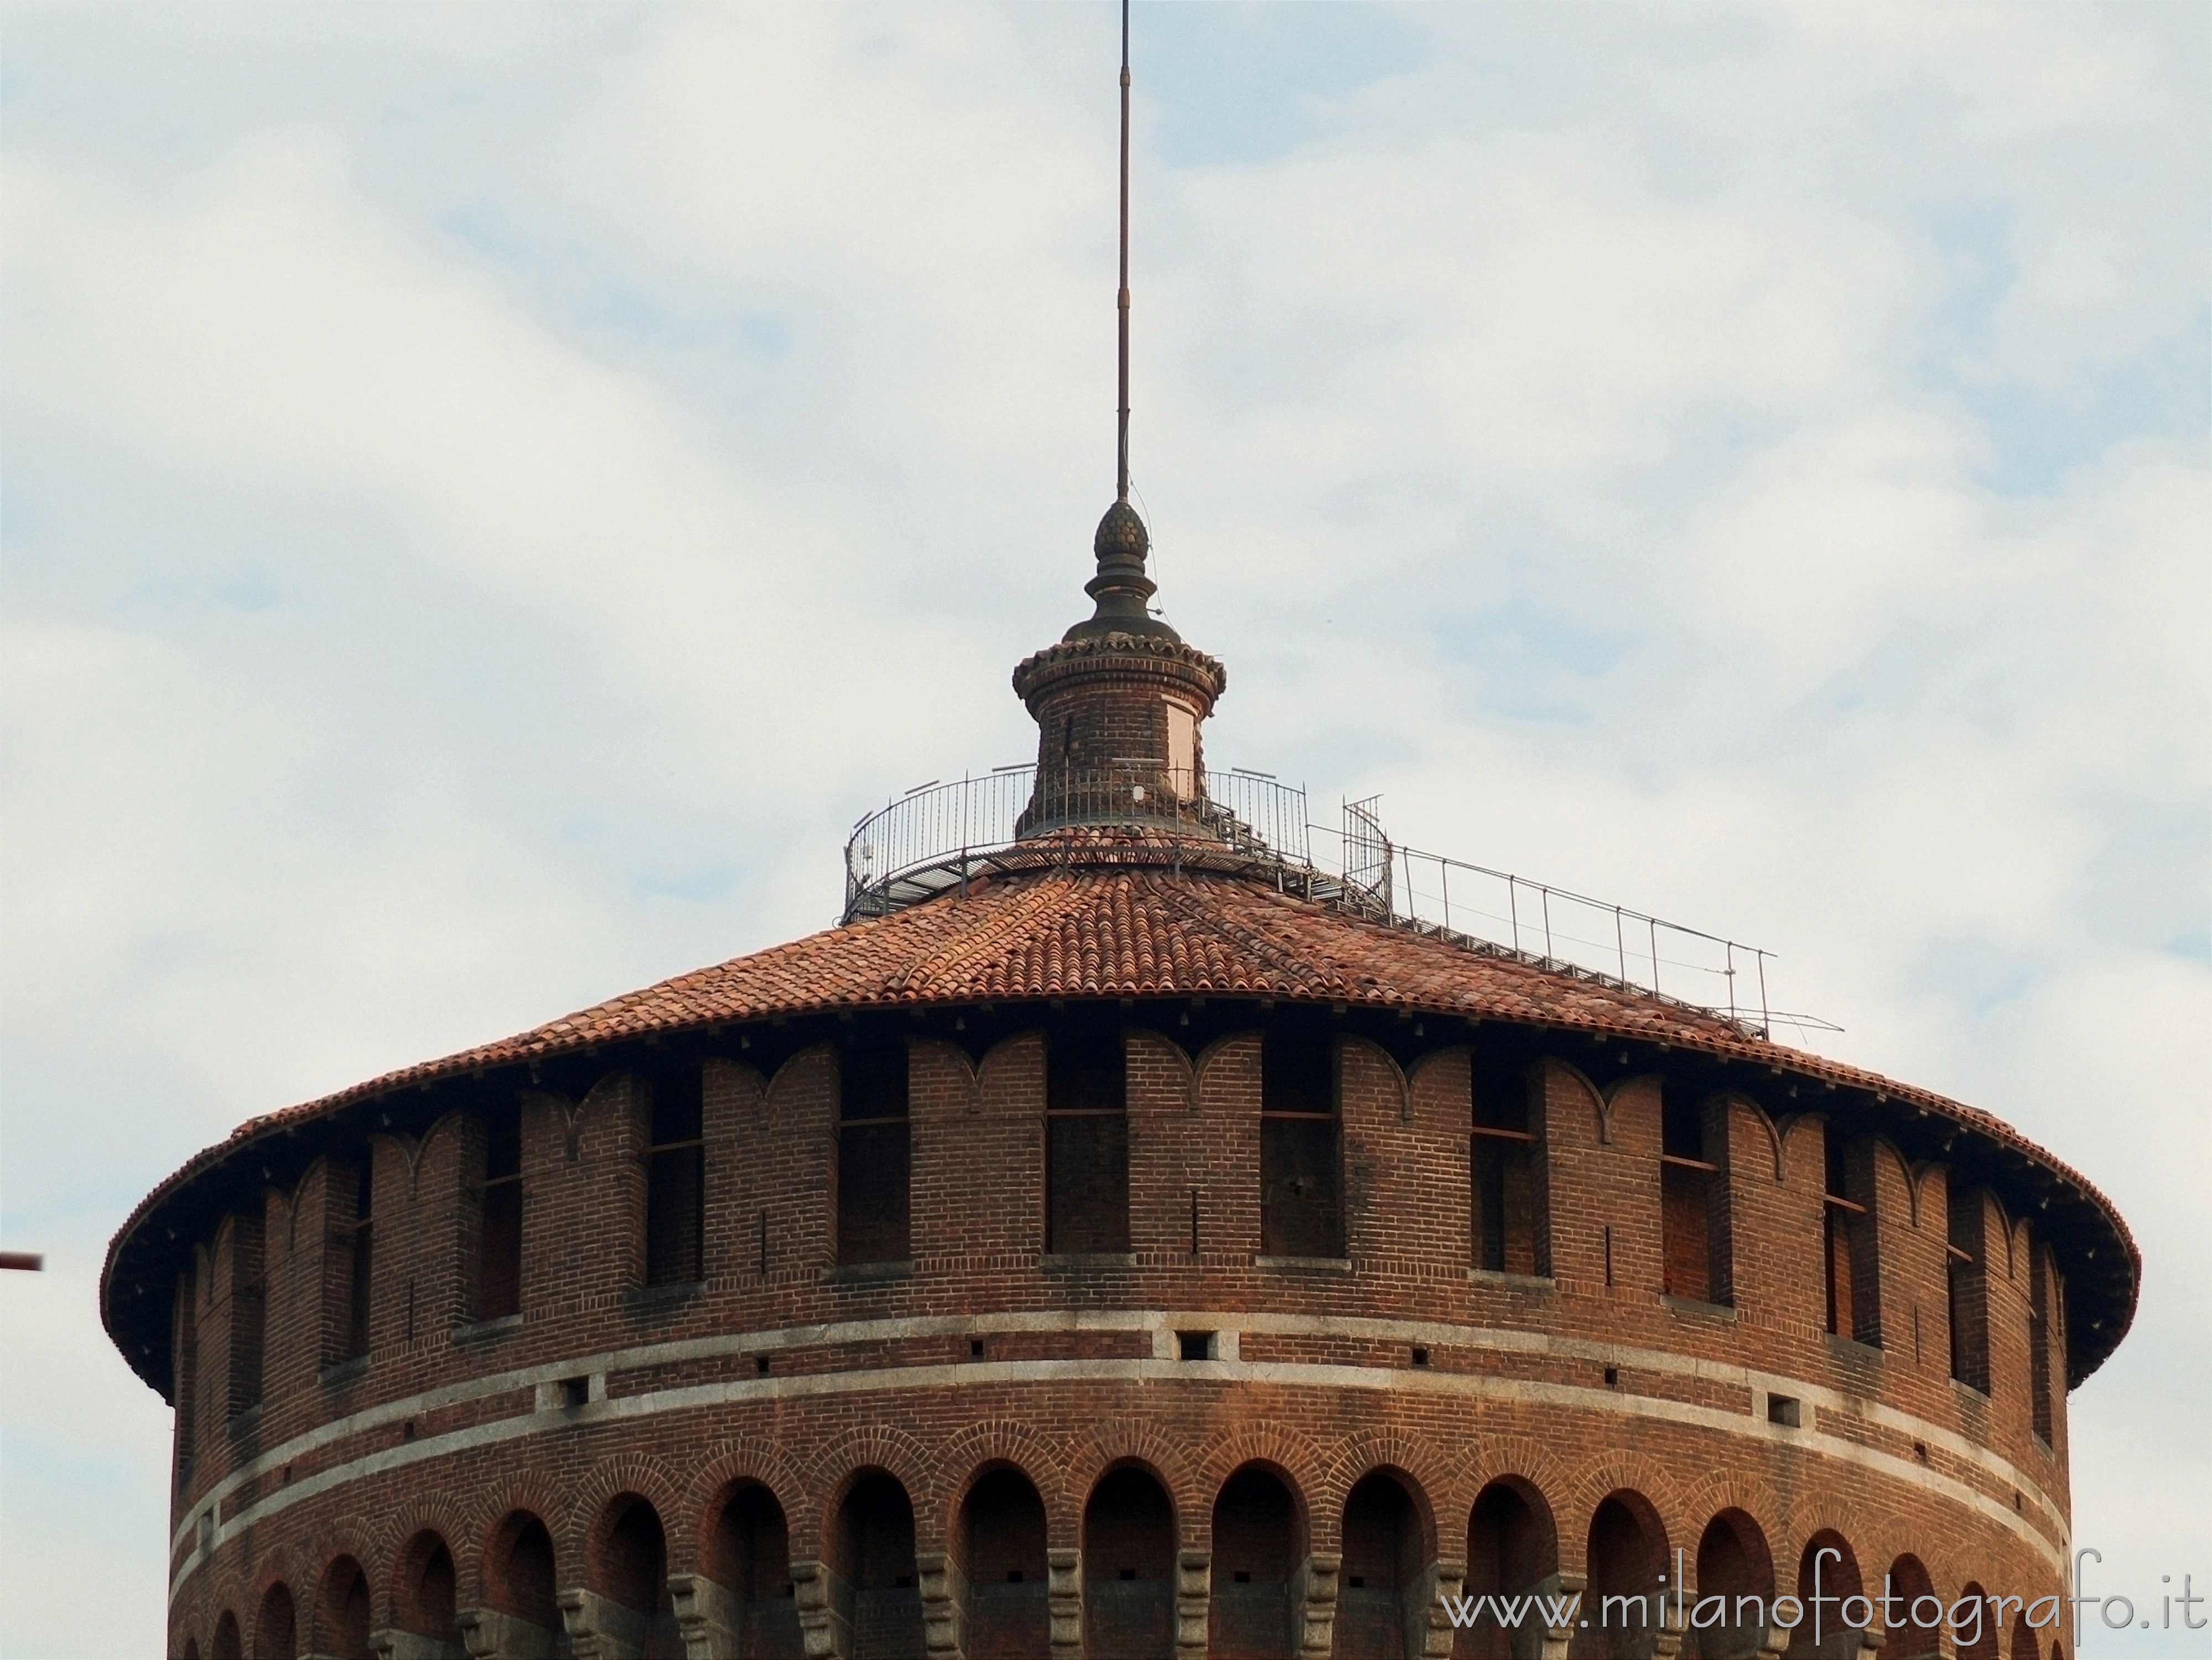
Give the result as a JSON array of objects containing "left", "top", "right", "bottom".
[{"left": 1116, "top": 0, "right": 1132, "bottom": 502}]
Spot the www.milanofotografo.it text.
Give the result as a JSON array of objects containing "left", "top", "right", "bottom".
[{"left": 1437, "top": 1550, "right": 2206, "bottom": 1652}]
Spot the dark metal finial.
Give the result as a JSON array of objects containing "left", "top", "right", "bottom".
[{"left": 1117, "top": 0, "right": 1131, "bottom": 502}]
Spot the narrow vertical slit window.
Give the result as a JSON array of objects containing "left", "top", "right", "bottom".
[
  {"left": 2029, "top": 1244, "right": 2055, "bottom": 1444},
  {"left": 477, "top": 1104, "right": 523, "bottom": 1320},
  {"left": 1261, "top": 1026, "right": 1340, "bottom": 1258},
  {"left": 1046, "top": 1019, "right": 1129, "bottom": 1254},
  {"left": 341, "top": 1159, "right": 373, "bottom": 1360},
  {"left": 1821, "top": 1130, "right": 1881, "bottom": 1345},
  {"left": 173, "top": 1269, "right": 199, "bottom": 1484},
  {"left": 227, "top": 1216, "right": 267, "bottom": 1418},
  {"left": 1470, "top": 1055, "right": 1536, "bottom": 1275},
  {"left": 1946, "top": 1182, "right": 1990, "bottom": 1394},
  {"left": 646, "top": 1069, "right": 706, "bottom": 1286},
  {"left": 838, "top": 1039, "right": 911, "bottom": 1264},
  {"left": 1659, "top": 1096, "right": 1720, "bottom": 1304}
]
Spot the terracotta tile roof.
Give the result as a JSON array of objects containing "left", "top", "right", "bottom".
[{"left": 101, "top": 851, "right": 2138, "bottom": 1393}]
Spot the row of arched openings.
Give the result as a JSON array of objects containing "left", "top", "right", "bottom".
[{"left": 178, "top": 1467, "right": 2060, "bottom": 1660}]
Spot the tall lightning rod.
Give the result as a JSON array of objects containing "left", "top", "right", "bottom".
[{"left": 1116, "top": 0, "right": 1133, "bottom": 503}]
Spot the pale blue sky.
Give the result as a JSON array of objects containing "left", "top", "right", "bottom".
[{"left": 3, "top": 4, "right": 2206, "bottom": 1655}]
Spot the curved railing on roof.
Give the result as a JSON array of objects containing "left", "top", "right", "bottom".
[
  {"left": 842, "top": 763, "right": 1312, "bottom": 924},
  {"left": 841, "top": 769, "right": 1836, "bottom": 1044}
]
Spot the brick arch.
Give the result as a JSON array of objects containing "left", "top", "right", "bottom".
[
  {"left": 565, "top": 1454, "right": 689, "bottom": 1579},
  {"left": 1193, "top": 1028, "right": 1261, "bottom": 1102},
  {"left": 1551, "top": 1454, "right": 1678, "bottom": 1575},
  {"left": 1666, "top": 1471, "right": 1790, "bottom": 1572},
  {"left": 975, "top": 1028, "right": 1045, "bottom": 1099},
  {"left": 1601, "top": 1067, "right": 1654, "bottom": 1142},
  {"left": 1712, "top": 1089, "right": 1785, "bottom": 1181},
  {"left": 1437, "top": 1435, "right": 1577, "bottom": 1553},
  {"left": 765, "top": 1042, "right": 837, "bottom": 1103},
  {"left": 385, "top": 1508, "right": 469, "bottom": 1640},
  {"left": 1126, "top": 1026, "right": 1199, "bottom": 1112},
  {"left": 1338, "top": 1034, "right": 1411, "bottom": 1123},
  {"left": 1865, "top": 1135, "right": 1919, "bottom": 1227},
  {"left": 1775, "top": 1113, "right": 1824, "bottom": 1186},
  {"left": 472, "top": 1475, "right": 574, "bottom": 1594},
  {"left": 1773, "top": 1502, "right": 1888, "bottom": 1604},
  {"left": 253, "top": 1574, "right": 299, "bottom": 1660},
  {"left": 795, "top": 1425, "right": 936, "bottom": 1559},
  {"left": 931, "top": 1419, "right": 1074, "bottom": 1548},
  {"left": 1190, "top": 1418, "right": 1322, "bottom": 1521},
  {"left": 1313, "top": 1430, "right": 1451, "bottom": 1561},
  {"left": 1065, "top": 1418, "right": 1201, "bottom": 1547},
  {"left": 679, "top": 1438, "right": 812, "bottom": 1571},
  {"left": 1914, "top": 1162, "right": 1951, "bottom": 1234},
  {"left": 303, "top": 1517, "right": 385, "bottom": 1641},
  {"left": 906, "top": 1037, "right": 980, "bottom": 1107}
]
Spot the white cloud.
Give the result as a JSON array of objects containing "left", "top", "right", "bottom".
[{"left": 2, "top": 4, "right": 2204, "bottom": 1655}]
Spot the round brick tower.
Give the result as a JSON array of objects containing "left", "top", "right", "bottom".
[{"left": 105, "top": 481, "right": 2137, "bottom": 1660}]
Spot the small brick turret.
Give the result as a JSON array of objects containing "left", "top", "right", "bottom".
[{"left": 1013, "top": 501, "right": 1227, "bottom": 836}]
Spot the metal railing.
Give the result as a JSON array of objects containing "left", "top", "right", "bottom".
[
  {"left": 838, "top": 769, "right": 1833, "bottom": 1042},
  {"left": 842, "top": 764, "right": 1310, "bottom": 923},
  {"left": 1313, "top": 802, "right": 1839, "bottom": 1042}
]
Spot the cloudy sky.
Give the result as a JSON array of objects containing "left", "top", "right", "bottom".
[{"left": 2, "top": 3, "right": 2205, "bottom": 1654}]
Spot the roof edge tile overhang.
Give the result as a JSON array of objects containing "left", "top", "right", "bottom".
[{"left": 102, "top": 855, "right": 2140, "bottom": 1400}]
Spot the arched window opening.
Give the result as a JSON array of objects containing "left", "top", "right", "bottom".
[
  {"left": 1458, "top": 1479, "right": 1556, "bottom": 1660},
  {"left": 1883, "top": 1556, "right": 1941, "bottom": 1660},
  {"left": 1783, "top": 1532, "right": 1864, "bottom": 1660},
  {"left": 2012, "top": 1611, "right": 2041, "bottom": 1660},
  {"left": 960, "top": 1467, "right": 1050, "bottom": 1656},
  {"left": 1209, "top": 1466, "right": 1301, "bottom": 1660},
  {"left": 225, "top": 1214, "right": 268, "bottom": 1419},
  {"left": 256, "top": 1583, "right": 296, "bottom": 1660},
  {"left": 1660, "top": 1097, "right": 1723, "bottom": 1306},
  {"left": 602, "top": 1498, "right": 682, "bottom": 1658},
  {"left": 1046, "top": 1018, "right": 1129, "bottom": 1254},
  {"left": 397, "top": 1533, "right": 460, "bottom": 1648},
  {"left": 707, "top": 1482, "right": 802, "bottom": 1658},
  {"left": 1570, "top": 1492, "right": 1666, "bottom": 1660},
  {"left": 1335, "top": 1471, "right": 1426, "bottom": 1659},
  {"left": 179, "top": 1638, "right": 201, "bottom": 1660},
  {"left": 1948, "top": 1182, "right": 1992, "bottom": 1394},
  {"left": 488, "top": 1511, "right": 560, "bottom": 1638},
  {"left": 476, "top": 1102, "right": 523, "bottom": 1321},
  {"left": 1471, "top": 1054, "right": 1538, "bottom": 1276},
  {"left": 1955, "top": 1583, "right": 2000, "bottom": 1660},
  {"left": 646, "top": 1070, "right": 705, "bottom": 1286},
  {"left": 1083, "top": 1465, "right": 1175, "bottom": 1660},
  {"left": 326, "top": 1157, "right": 373, "bottom": 1365},
  {"left": 2029, "top": 1245, "right": 2056, "bottom": 1445},
  {"left": 831, "top": 1471, "right": 923, "bottom": 1660},
  {"left": 1822, "top": 1132, "right": 1879, "bottom": 1347},
  {"left": 211, "top": 1611, "right": 242, "bottom": 1660},
  {"left": 1690, "top": 1510, "right": 1773, "bottom": 1660},
  {"left": 317, "top": 1555, "right": 373, "bottom": 1660},
  {"left": 838, "top": 1039, "right": 911, "bottom": 1265},
  {"left": 1262, "top": 1027, "right": 1340, "bottom": 1259}
]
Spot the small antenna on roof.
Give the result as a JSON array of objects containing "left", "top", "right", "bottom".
[{"left": 1116, "top": 0, "right": 1133, "bottom": 503}]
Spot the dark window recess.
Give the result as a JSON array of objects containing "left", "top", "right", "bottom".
[
  {"left": 1178, "top": 1331, "right": 1214, "bottom": 1361},
  {"left": 1822, "top": 1132, "right": 1879, "bottom": 1346},
  {"left": 1947, "top": 1184, "right": 1990, "bottom": 1393},
  {"left": 1471, "top": 1051, "right": 1537, "bottom": 1275},
  {"left": 2029, "top": 1247, "right": 2055, "bottom": 1443},
  {"left": 646, "top": 1070, "right": 705, "bottom": 1286},
  {"left": 838, "top": 1040, "right": 911, "bottom": 1265},
  {"left": 478, "top": 1103, "right": 523, "bottom": 1321},
  {"left": 227, "top": 1215, "right": 268, "bottom": 1418},
  {"left": 338, "top": 1159, "right": 373, "bottom": 1361},
  {"left": 173, "top": 1270, "right": 199, "bottom": 1482},
  {"left": 1047, "top": 1021, "right": 1129, "bottom": 1253},
  {"left": 1660, "top": 1095, "right": 1721, "bottom": 1304},
  {"left": 1261, "top": 1028, "right": 1340, "bottom": 1258}
]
